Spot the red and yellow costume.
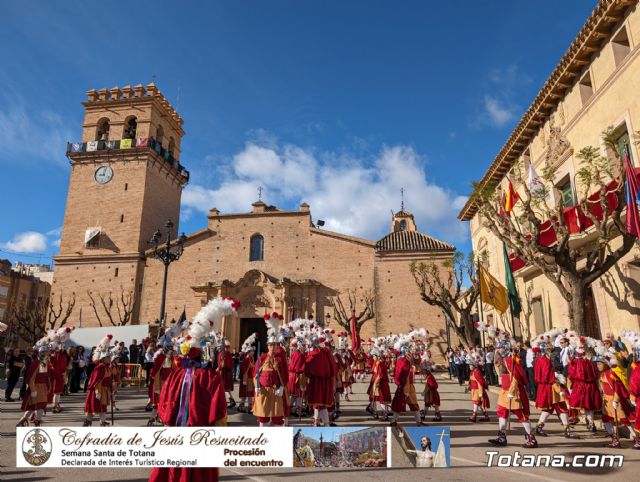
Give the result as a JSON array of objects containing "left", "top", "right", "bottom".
[
  {"left": 496, "top": 355, "right": 530, "bottom": 421},
  {"left": 391, "top": 356, "right": 419, "bottom": 413},
  {"left": 253, "top": 351, "right": 289, "bottom": 424},
  {"left": 84, "top": 363, "right": 113, "bottom": 415},
  {"left": 21, "top": 359, "right": 52, "bottom": 411},
  {"left": 239, "top": 355, "right": 255, "bottom": 399},
  {"left": 599, "top": 368, "right": 634, "bottom": 426},
  {"left": 469, "top": 366, "right": 489, "bottom": 408},
  {"left": 368, "top": 357, "right": 391, "bottom": 403},
  {"left": 149, "top": 352, "right": 174, "bottom": 409}
]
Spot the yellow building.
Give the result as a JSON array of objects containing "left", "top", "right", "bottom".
[{"left": 459, "top": 0, "right": 640, "bottom": 340}]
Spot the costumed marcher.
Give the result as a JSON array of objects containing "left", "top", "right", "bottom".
[
  {"left": 367, "top": 343, "right": 391, "bottom": 421},
  {"left": 305, "top": 329, "right": 337, "bottom": 426},
  {"left": 421, "top": 347, "right": 442, "bottom": 422},
  {"left": 253, "top": 312, "right": 289, "bottom": 426},
  {"left": 623, "top": 330, "right": 640, "bottom": 449},
  {"left": 17, "top": 339, "right": 53, "bottom": 427},
  {"left": 468, "top": 355, "right": 490, "bottom": 422},
  {"left": 218, "top": 338, "right": 236, "bottom": 408},
  {"left": 532, "top": 330, "right": 574, "bottom": 438},
  {"left": 83, "top": 334, "right": 114, "bottom": 426},
  {"left": 110, "top": 343, "right": 123, "bottom": 411},
  {"left": 568, "top": 336, "right": 602, "bottom": 432},
  {"left": 354, "top": 348, "right": 366, "bottom": 382},
  {"left": 485, "top": 331, "right": 536, "bottom": 448},
  {"left": 390, "top": 331, "right": 424, "bottom": 426},
  {"left": 149, "top": 296, "right": 237, "bottom": 482},
  {"left": 50, "top": 327, "right": 73, "bottom": 413},
  {"left": 595, "top": 347, "right": 637, "bottom": 448},
  {"left": 238, "top": 333, "right": 257, "bottom": 413},
  {"left": 288, "top": 335, "right": 307, "bottom": 420},
  {"left": 148, "top": 324, "right": 182, "bottom": 426}
]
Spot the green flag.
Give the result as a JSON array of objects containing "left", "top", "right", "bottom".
[{"left": 503, "top": 242, "right": 522, "bottom": 316}]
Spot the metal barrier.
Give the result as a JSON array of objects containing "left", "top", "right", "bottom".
[{"left": 119, "top": 363, "right": 144, "bottom": 387}]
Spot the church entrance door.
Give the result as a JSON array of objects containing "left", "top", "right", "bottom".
[{"left": 240, "top": 318, "right": 268, "bottom": 357}]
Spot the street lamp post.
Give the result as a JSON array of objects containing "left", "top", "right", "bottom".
[{"left": 150, "top": 219, "right": 187, "bottom": 327}]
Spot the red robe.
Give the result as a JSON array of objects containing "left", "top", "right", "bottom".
[
  {"left": 149, "top": 361, "right": 226, "bottom": 482},
  {"left": 217, "top": 351, "right": 234, "bottom": 392},
  {"left": 288, "top": 350, "right": 306, "bottom": 397},
  {"left": 21, "top": 359, "right": 53, "bottom": 411},
  {"left": 84, "top": 363, "right": 112, "bottom": 414},
  {"left": 599, "top": 368, "right": 634, "bottom": 424},
  {"left": 534, "top": 356, "right": 559, "bottom": 409},
  {"left": 424, "top": 372, "right": 441, "bottom": 407},
  {"left": 367, "top": 359, "right": 391, "bottom": 403},
  {"left": 629, "top": 362, "right": 640, "bottom": 430},
  {"left": 149, "top": 353, "right": 174, "bottom": 406},
  {"left": 568, "top": 357, "right": 602, "bottom": 410},
  {"left": 304, "top": 347, "right": 336, "bottom": 407},
  {"left": 391, "top": 356, "right": 419, "bottom": 413},
  {"left": 497, "top": 355, "right": 530, "bottom": 415},
  {"left": 50, "top": 351, "right": 68, "bottom": 394},
  {"left": 239, "top": 356, "right": 255, "bottom": 398}
]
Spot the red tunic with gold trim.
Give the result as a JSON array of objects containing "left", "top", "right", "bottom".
[
  {"left": 367, "top": 358, "right": 391, "bottom": 403},
  {"left": 253, "top": 352, "right": 290, "bottom": 417},
  {"left": 239, "top": 356, "right": 255, "bottom": 398},
  {"left": 217, "top": 350, "right": 234, "bottom": 392},
  {"left": 288, "top": 349, "right": 306, "bottom": 397},
  {"left": 21, "top": 359, "right": 53, "bottom": 411},
  {"left": 334, "top": 353, "right": 346, "bottom": 394},
  {"left": 629, "top": 361, "right": 640, "bottom": 431},
  {"left": 599, "top": 368, "right": 634, "bottom": 425},
  {"left": 423, "top": 371, "right": 441, "bottom": 407},
  {"left": 305, "top": 347, "right": 337, "bottom": 407},
  {"left": 469, "top": 367, "right": 490, "bottom": 408},
  {"left": 84, "top": 363, "right": 113, "bottom": 415},
  {"left": 50, "top": 350, "right": 67, "bottom": 395},
  {"left": 496, "top": 355, "right": 530, "bottom": 416},
  {"left": 149, "top": 358, "right": 227, "bottom": 482},
  {"left": 391, "top": 356, "right": 419, "bottom": 413},
  {"left": 568, "top": 356, "right": 601, "bottom": 410}
]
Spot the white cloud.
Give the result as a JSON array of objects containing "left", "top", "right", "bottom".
[
  {"left": 183, "top": 140, "right": 468, "bottom": 244},
  {"left": 483, "top": 95, "right": 515, "bottom": 127},
  {"left": 1, "top": 231, "right": 48, "bottom": 253}
]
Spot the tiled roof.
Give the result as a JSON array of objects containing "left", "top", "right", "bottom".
[{"left": 375, "top": 230, "right": 455, "bottom": 253}]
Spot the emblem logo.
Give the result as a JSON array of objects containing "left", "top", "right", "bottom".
[{"left": 22, "top": 428, "right": 52, "bottom": 466}]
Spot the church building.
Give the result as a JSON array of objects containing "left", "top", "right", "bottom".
[{"left": 52, "top": 85, "right": 456, "bottom": 354}]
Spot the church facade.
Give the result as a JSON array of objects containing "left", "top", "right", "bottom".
[{"left": 52, "top": 85, "right": 456, "bottom": 355}]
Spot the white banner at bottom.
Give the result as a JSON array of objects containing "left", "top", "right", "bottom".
[{"left": 17, "top": 427, "right": 293, "bottom": 468}]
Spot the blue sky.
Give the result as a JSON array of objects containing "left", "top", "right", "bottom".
[
  {"left": 0, "top": 0, "right": 596, "bottom": 265},
  {"left": 405, "top": 425, "right": 450, "bottom": 466}
]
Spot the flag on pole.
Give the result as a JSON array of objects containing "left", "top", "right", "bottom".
[
  {"left": 504, "top": 179, "right": 519, "bottom": 215},
  {"left": 350, "top": 310, "right": 361, "bottom": 352},
  {"left": 624, "top": 146, "right": 640, "bottom": 238},
  {"left": 503, "top": 243, "right": 522, "bottom": 316},
  {"left": 177, "top": 307, "right": 187, "bottom": 325},
  {"left": 479, "top": 266, "right": 509, "bottom": 313},
  {"left": 527, "top": 164, "right": 546, "bottom": 198}
]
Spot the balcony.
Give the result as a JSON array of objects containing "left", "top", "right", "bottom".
[{"left": 66, "top": 137, "right": 189, "bottom": 182}]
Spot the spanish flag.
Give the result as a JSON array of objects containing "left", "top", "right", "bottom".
[
  {"left": 504, "top": 179, "right": 519, "bottom": 215},
  {"left": 479, "top": 266, "right": 509, "bottom": 313}
]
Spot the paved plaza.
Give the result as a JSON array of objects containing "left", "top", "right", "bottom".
[{"left": 1, "top": 374, "right": 638, "bottom": 481}]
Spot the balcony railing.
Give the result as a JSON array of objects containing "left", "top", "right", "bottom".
[{"left": 66, "top": 137, "right": 189, "bottom": 181}]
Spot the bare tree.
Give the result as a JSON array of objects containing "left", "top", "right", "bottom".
[
  {"left": 9, "top": 293, "right": 76, "bottom": 346},
  {"left": 328, "top": 288, "right": 375, "bottom": 337},
  {"left": 410, "top": 250, "right": 481, "bottom": 346},
  {"left": 472, "top": 127, "right": 638, "bottom": 334},
  {"left": 87, "top": 286, "right": 137, "bottom": 326}
]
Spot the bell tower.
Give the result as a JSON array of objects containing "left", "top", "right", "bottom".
[{"left": 52, "top": 84, "right": 189, "bottom": 326}]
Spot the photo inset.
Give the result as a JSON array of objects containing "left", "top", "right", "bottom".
[
  {"left": 391, "top": 426, "right": 450, "bottom": 468},
  {"left": 292, "top": 426, "right": 387, "bottom": 468}
]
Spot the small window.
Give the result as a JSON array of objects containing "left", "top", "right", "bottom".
[
  {"left": 399, "top": 219, "right": 407, "bottom": 231},
  {"left": 124, "top": 183, "right": 128, "bottom": 191},
  {"left": 249, "top": 234, "right": 264, "bottom": 261},
  {"left": 168, "top": 137, "right": 175, "bottom": 157},
  {"left": 120, "top": 214, "right": 124, "bottom": 223},
  {"left": 123, "top": 116, "right": 137, "bottom": 139},
  {"left": 114, "top": 268, "right": 119, "bottom": 277},
  {"left": 612, "top": 25, "right": 631, "bottom": 68},
  {"left": 556, "top": 175, "right": 576, "bottom": 207},
  {"left": 96, "top": 118, "right": 110, "bottom": 141},
  {"left": 579, "top": 71, "right": 593, "bottom": 106}
]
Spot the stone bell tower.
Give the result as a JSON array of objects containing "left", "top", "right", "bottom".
[{"left": 52, "top": 84, "right": 189, "bottom": 326}]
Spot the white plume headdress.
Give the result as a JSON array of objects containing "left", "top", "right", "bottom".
[{"left": 179, "top": 297, "right": 239, "bottom": 355}]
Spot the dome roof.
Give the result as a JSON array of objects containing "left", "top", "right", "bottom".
[{"left": 375, "top": 230, "right": 455, "bottom": 253}]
